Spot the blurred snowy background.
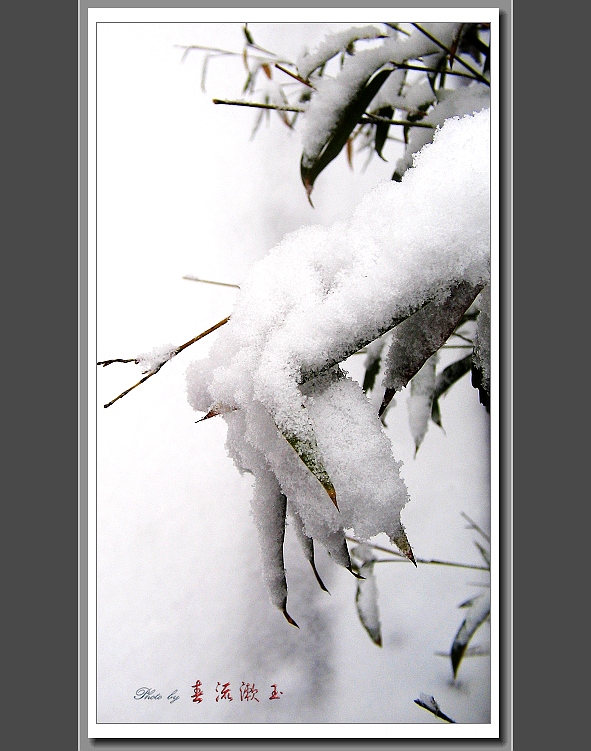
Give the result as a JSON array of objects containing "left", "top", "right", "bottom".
[{"left": 91, "top": 17, "right": 495, "bottom": 735}]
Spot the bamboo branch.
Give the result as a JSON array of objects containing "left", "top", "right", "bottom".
[
  {"left": 274, "top": 63, "right": 316, "bottom": 89},
  {"left": 390, "top": 61, "right": 481, "bottom": 81},
  {"left": 213, "top": 98, "right": 436, "bottom": 128},
  {"left": 212, "top": 98, "right": 304, "bottom": 113},
  {"left": 182, "top": 275, "right": 240, "bottom": 289},
  {"left": 99, "top": 316, "right": 230, "bottom": 409},
  {"left": 346, "top": 536, "right": 489, "bottom": 571}
]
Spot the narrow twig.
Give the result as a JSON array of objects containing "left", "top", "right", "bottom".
[
  {"left": 360, "top": 113, "right": 434, "bottom": 129},
  {"left": 391, "top": 61, "right": 481, "bottom": 81},
  {"left": 100, "top": 316, "right": 231, "bottom": 409},
  {"left": 274, "top": 63, "right": 316, "bottom": 89},
  {"left": 212, "top": 98, "right": 304, "bottom": 113},
  {"left": 97, "top": 358, "right": 137, "bottom": 367},
  {"left": 346, "top": 536, "right": 489, "bottom": 571},
  {"left": 414, "top": 697, "right": 456, "bottom": 723},
  {"left": 213, "top": 99, "right": 435, "bottom": 129},
  {"left": 182, "top": 275, "right": 240, "bottom": 289},
  {"left": 411, "top": 23, "right": 490, "bottom": 85}
]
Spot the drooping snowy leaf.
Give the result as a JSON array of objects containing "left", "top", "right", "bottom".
[
  {"left": 451, "top": 590, "right": 490, "bottom": 678},
  {"left": 379, "top": 281, "right": 484, "bottom": 417},
  {"left": 408, "top": 354, "right": 438, "bottom": 454},
  {"left": 300, "top": 68, "right": 393, "bottom": 201},
  {"left": 430, "top": 354, "right": 472, "bottom": 427},
  {"left": 355, "top": 561, "right": 382, "bottom": 646},
  {"left": 250, "top": 469, "right": 298, "bottom": 628}
]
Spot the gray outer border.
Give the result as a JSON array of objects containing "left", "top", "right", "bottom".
[{"left": 79, "top": 2, "right": 513, "bottom": 749}]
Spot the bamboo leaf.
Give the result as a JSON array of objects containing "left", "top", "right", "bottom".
[
  {"left": 289, "top": 506, "right": 330, "bottom": 592},
  {"left": 374, "top": 105, "right": 393, "bottom": 160},
  {"left": 451, "top": 591, "right": 490, "bottom": 678},
  {"left": 297, "top": 26, "right": 387, "bottom": 79},
  {"left": 391, "top": 527, "right": 417, "bottom": 566},
  {"left": 250, "top": 472, "right": 298, "bottom": 628},
  {"left": 381, "top": 281, "right": 483, "bottom": 406},
  {"left": 430, "top": 353, "right": 472, "bottom": 426},
  {"left": 355, "top": 561, "right": 382, "bottom": 646},
  {"left": 408, "top": 355, "right": 438, "bottom": 455},
  {"left": 301, "top": 68, "right": 392, "bottom": 201},
  {"left": 276, "top": 418, "right": 339, "bottom": 510}
]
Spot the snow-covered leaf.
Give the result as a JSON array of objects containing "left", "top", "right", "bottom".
[
  {"left": 408, "top": 354, "right": 438, "bottom": 454},
  {"left": 355, "top": 560, "right": 382, "bottom": 646},
  {"left": 380, "top": 280, "right": 483, "bottom": 416},
  {"left": 451, "top": 590, "right": 490, "bottom": 678},
  {"left": 277, "top": 416, "right": 338, "bottom": 510},
  {"left": 250, "top": 470, "right": 298, "bottom": 628},
  {"left": 296, "top": 26, "right": 388, "bottom": 80},
  {"left": 300, "top": 68, "right": 393, "bottom": 201}
]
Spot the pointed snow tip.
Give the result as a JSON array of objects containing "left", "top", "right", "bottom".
[
  {"left": 326, "top": 485, "right": 339, "bottom": 511},
  {"left": 347, "top": 565, "right": 366, "bottom": 580},
  {"left": 393, "top": 530, "right": 417, "bottom": 566},
  {"left": 282, "top": 608, "right": 299, "bottom": 628},
  {"left": 310, "top": 560, "right": 330, "bottom": 593}
]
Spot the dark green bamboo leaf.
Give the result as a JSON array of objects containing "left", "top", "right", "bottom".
[
  {"left": 430, "top": 354, "right": 472, "bottom": 426},
  {"left": 355, "top": 561, "right": 382, "bottom": 646},
  {"left": 301, "top": 68, "right": 392, "bottom": 201},
  {"left": 426, "top": 52, "right": 448, "bottom": 93},
  {"left": 242, "top": 24, "right": 254, "bottom": 45},
  {"left": 451, "top": 592, "right": 490, "bottom": 678},
  {"left": 374, "top": 105, "right": 393, "bottom": 160},
  {"left": 431, "top": 397, "right": 442, "bottom": 428}
]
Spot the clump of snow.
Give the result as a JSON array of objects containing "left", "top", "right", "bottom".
[
  {"left": 136, "top": 343, "right": 176, "bottom": 373},
  {"left": 186, "top": 108, "right": 490, "bottom": 610},
  {"left": 392, "top": 85, "right": 491, "bottom": 179}
]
